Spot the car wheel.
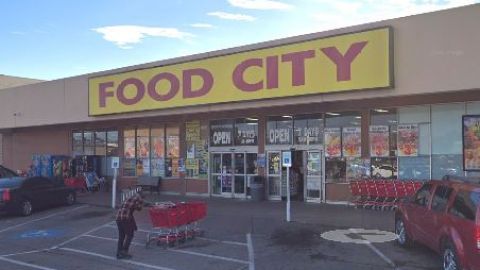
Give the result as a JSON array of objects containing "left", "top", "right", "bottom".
[
  {"left": 65, "top": 192, "right": 76, "bottom": 206},
  {"left": 395, "top": 218, "right": 412, "bottom": 247},
  {"left": 443, "top": 241, "right": 461, "bottom": 270},
  {"left": 19, "top": 199, "right": 33, "bottom": 216}
]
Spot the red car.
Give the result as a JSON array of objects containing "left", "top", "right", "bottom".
[{"left": 395, "top": 177, "right": 480, "bottom": 270}]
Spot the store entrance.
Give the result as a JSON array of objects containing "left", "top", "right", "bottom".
[
  {"left": 210, "top": 152, "right": 258, "bottom": 198},
  {"left": 267, "top": 149, "right": 323, "bottom": 202}
]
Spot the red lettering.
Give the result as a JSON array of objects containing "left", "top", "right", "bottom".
[
  {"left": 117, "top": 78, "right": 145, "bottom": 105},
  {"left": 266, "top": 56, "right": 278, "bottom": 89},
  {"left": 281, "top": 50, "right": 315, "bottom": 86},
  {"left": 232, "top": 58, "right": 263, "bottom": 92},
  {"left": 147, "top": 72, "right": 180, "bottom": 101},
  {"left": 98, "top": 82, "right": 114, "bottom": 107},
  {"left": 321, "top": 41, "right": 368, "bottom": 81},
  {"left": 183, "top": 68, "right": 214, "bottom": 98}
]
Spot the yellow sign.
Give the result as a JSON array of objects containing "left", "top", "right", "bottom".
[{"left": 89, "top": 27, "right": 392, "bottom": 116}]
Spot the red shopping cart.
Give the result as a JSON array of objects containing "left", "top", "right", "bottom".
[{"left": 146, "top": 201, "right": 207, "bottom": 248}]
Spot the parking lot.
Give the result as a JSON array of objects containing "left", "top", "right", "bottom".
[{"left": 0, "top": 194, "right": 441, "bottom": 270}]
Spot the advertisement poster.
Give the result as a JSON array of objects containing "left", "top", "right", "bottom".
[
  {"left": 186, "top": 121, "right": 201, "bottom": 142},
  {"left": 463, "top": 115, "right": 480, "bottom": 170},
  {"left": 369, "top": 125, "right": 389, "bottom": 157},
  {"left": 124, "top": 137, "right": 135, "bottom": 158},
  {"left": 324, "top": 128, "right": 341, "bottom": 157},
  {"left": 152, "top": 137, "right": 164, "bottom": 158},
  {"left": 342, "top": 127, "right": 361, "bottom": 157},
  {"left": 137, "top": 137, "right": 149, "bottom": 158},
  {"left": 397, "top": 124, "right": 419, "bottom": 156}
]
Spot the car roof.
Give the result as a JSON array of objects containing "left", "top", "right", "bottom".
[{"left": 428, "top": 177, "right": 480, "bottom": 192}]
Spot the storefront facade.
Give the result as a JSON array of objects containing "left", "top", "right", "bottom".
[{"left": 1, "top": 5, "right": 480, "bottom": 203}]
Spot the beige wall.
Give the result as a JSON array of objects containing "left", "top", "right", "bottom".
[
  {"left": 0, "top": 75, "right": 43, "bottom": 90},
  {"left": 1, "top": 127, "right": 70, "bottom": 171},
  {"left": 0, "top": 133, "right": 3, "bottom": 165},
  {"left": 0, "top": 4, "right": 479, "bottom": 130}
]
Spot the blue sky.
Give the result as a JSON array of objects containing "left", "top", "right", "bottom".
[{"left": 1, "top": 0, "right": 477, "bottom": 80}]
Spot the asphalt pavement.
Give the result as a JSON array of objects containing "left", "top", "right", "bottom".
[{"left": 0, "top": 192, "right": 441, "bottom": 270}]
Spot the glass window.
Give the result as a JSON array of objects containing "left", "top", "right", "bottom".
[
  {"left": 210, "top": 120, "right": 233, "bottom": 146},
  {"left": 266, "top": 116, "right": 293, "bottom": 145},
  {"left": 294, "top": 115, "right": 323, "bottom": 145},
  {"left": 431, "top": 185, "right": 453, "bottom": 212},
  {"left": 246, "top": 153, "right": 258, "bottom": 175},
  {"left": 72, "top": 131, "right": 83, "bottom": 155},
  {"left": 95, "top": 131, "right": 106, "bottom": 155},
  {"left": 234, "top": 153, "right": 245, "bottom": 174},
  {"left": 166, "top": 126, "right": 180, "bottom": 177},
  {"left": 413, "top": 183, "right": 432, "bottom": 207},
  {"left": 136, "top": 128, "right": 150, "bottom": 176},
  {"left": 235, "top": 118, "right": 258, "bottom": 145},
  {"left": 83, "top": 131, "right": 94, "bottom": 155},
  {"left": 151, "top": 127, "right": 165, "bottom": 177},
  {"left": 123, "top": 129, "right": 136, "bottom": 176},
  {"left": 432, "top": 103, "right": 464, "bottom": 179},
  {"left": 449, "top": 190, "right": 480, "bottom": 221},
  {"left": 466, "top": 101, "right": 480, "bottom": 114},
  {"left": 106, "top": 131, "right": 119, "bottom": 156},
  {"left": 325, "top": 112, "right": 360, "bottom": 183}
]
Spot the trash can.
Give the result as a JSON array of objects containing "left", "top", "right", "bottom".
[{"left": 250, "top": 176, "right": 265, "bottom": 201}]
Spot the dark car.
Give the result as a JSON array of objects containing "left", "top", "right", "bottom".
[
  {"left": 0, "top": 165, "right": 76, "bottom": 216},
  {"left": 395, "top": 177, "right": 480, "bottom": 270}
]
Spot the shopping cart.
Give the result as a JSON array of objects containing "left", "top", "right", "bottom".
[{"left": 146, "top": 201, "right": 207, "bottom": 248}]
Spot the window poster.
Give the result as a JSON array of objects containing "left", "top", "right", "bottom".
[
  {"left": 342, "top": 127, "right": 361, "bottom": 157},
  {"left": 124, "top": 137, "right": 135, "bottom": 158},
  {"left": 152, "top": 137, "right": 165, "bottom": 158},
  {"left": 369, "top": 125, "right": 389, "bottom": 157},
  {"left": 463, "top": 115, "right": 480, "bottom": 170},
  {"left": 137, "top": 137, "right": 149, "bottom": 158},
  {"left": 324, "top": 128, "right": 341, "bottom": 157},
  {"left": 397, "top": 124, "right": 419, "bottom": 156}
]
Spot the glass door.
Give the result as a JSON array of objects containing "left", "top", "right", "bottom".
[
  {"left": 211, "top": 152, "right": 256, "bottom": 198},
  {"left": 267, "top": 151, "right": 282, "bottom": 200},
  {"left": 233, "top": 153, "right": 245, "bottom": 198},
  {"left": 306, "top": 150, "right": 323, "bottom": 202}
]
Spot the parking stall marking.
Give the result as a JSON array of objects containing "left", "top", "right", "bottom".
[
  {"left": 51, "top": 221, "right": 112, "bottom": 249},
  {"left": 246, "top": 233, "right": 254, "bottom": 270},
  {"left": 82, "top": 234, "right": 250, "bottom": 265},
  {"left": 0, "top": 205, "right": 88, "bottom": 234},
  {"left": 0, "top": 255, "right": 58, "bottom": 270},
  {"left": 1, "top": 248, "right": 49, "bottom": 257},
  {"left": 59, "top": 247, "right": 177, "bottom": 270},
  {"left": 106, "top": 223, "right": 249, "bottom": 246}
]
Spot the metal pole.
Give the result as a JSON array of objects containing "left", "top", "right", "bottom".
[
  {"left": 286, "top": 166, "right": 291, "bottom": 222},
  {"left": 112, "top": 168, "right": 117, "bottom": 209}
]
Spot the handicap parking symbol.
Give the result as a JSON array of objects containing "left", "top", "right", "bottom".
[
  {"left": 321, "top": 228, "right": 397, "bottom": 244},
  {"left": 19, "top": 229, "right": 63, "bottom": 239}
]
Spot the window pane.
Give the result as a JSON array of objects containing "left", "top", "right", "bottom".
[
  {"left": 210, "top": 120, "right": 233, "bottom": 146},
  {"left": 266, "top": 117, "right": 292, "bottom": 145},
  {"left": 398, "top": 156, "right": 430, "bottom": 180},
  {"left": 449, "top": 191, "right": 480, "bottom": 221},
  {"left": 107, "top": 131, "right": 119, "bottom": 156},
  {"left": 246, "top": 153, "right": 258, "bottom": 175},
  {"left": 413, "top": 184, "right": 432, "bottom": 207},
  {"left": 325, "top": 157, "right": 346, "bottom": 183},
  {"left": 432, "top": 103, "right": 464, "bottom": 155},
  {"left": 371, "top": 157, "right": 397, "bottom": 179},
  {"left": 166, "top": 126, "right": 179, "bottom": 177},
  {"left": 95, "top": 131, "right": 106, "bottom": 155},
  {"left": 235, "top": 118, "right": 258, "bottom": 145},
  {"left": 431, "top": 185, "right": 453, "bottom": 212},
  {"left": 294, "top": 115, "right": 323, "bottom": 145},
  {"left": 136, "top": 128, "right": 150, "bottom": 159},
  {"left": 73, "top": 132, "right": 83, "bottom": 155}
]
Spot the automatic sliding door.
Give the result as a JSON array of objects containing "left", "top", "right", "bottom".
[
  {"left": 306, "top": 151, "right": 323, "bottom": 202},
  {"left": 267, "top": 151, "right": 281, "bottom": 199}
]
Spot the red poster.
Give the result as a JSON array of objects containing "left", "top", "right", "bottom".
[
  {"left": 397, "top": 124, "right": 419, "bottom": 156},
  {"left": 342, "top": 127, "right": 361, "bottom": 157},
  {"left": 324, "top": 128, "right": 341, "bottom": 157},
  {"left": 369, "top": 125, "right": 389, "bottom": 157}
]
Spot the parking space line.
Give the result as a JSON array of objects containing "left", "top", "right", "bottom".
[
  {"left": 82, "top": 234, "right": 250, "bottom": 265},
  {"left": 0, "top": 205, "right": 88, "bottom": 234},
  {"left": 0, "top": 256, "right": 58, "bottom": 270},
  {"left": 365, "top": 243, "right": 396, "bottom": 268},
  {"left": 1, "top": 248, "right": 49, "bottom": 257},
  {"left": 51, "top": 221, "right": 111, "bottom": 249},
  {"left": 246, "top": 233, "right": 255, "bottom": 270},
  {"left": 106, "top": 224, "right": 248, "bottom": 246},
  {"left": 59, "top": 247, "right": 177, "bottom": 270}
]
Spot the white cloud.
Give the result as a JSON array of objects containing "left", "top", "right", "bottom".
[
  {"left": 190, "top": 23, "right": 215, "bottom": 28},
  {"left": 228, "top": 0, "right": 293, "bottom": 10},
  {"left": 208, "top": 11, "right": 256, "bottom": 21},
  {"left": 92, "top": 25, "right": 194, "bottom": 49}
]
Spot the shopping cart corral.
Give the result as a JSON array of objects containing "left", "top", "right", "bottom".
[{"left": 146, "top": 201, "right": 207, "bottom": 248}]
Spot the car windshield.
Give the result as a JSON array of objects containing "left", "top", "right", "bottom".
[
  {"left": 0, "top": 178, "right": 24, "bottom": 188},
  {"left": 471, "top": 190, "right": 480, "bottom": 207}
]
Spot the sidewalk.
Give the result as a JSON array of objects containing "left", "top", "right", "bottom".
[{"left": 76, "top": 190, "right": 394, "bottom": 232}]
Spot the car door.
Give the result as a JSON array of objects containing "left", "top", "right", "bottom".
[
  {"left": 422, "top": 184, "right": 453, "bottom": 251},
  {"left": 408, "top": 183, "right": 433, "bottom": 243},
  {"left": 22, "top": 178, "right": 54, "bottom": 208}
]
